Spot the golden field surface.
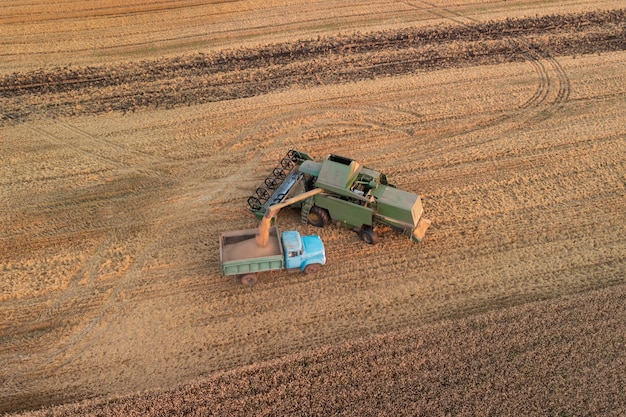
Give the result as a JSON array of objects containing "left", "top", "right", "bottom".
[{"left": 1, "top": 0, "right": 625, "bottom": 415}]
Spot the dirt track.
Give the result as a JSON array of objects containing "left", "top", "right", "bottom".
[{"left": 1, "top": 0, "right": 625, "bottom": 415}]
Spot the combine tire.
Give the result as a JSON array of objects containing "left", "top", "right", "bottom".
[
  {"left": 308, "top": 206, "right": 330, "bottom": 228},
  {"left": 359, "top": 227, "right": 379, "bottom": 245},
  {"left": 240, "top": 273, "right": 258, "bottom": 286},
  {"left": 304, "top": 263, "right": 322, "bottom": 274}
]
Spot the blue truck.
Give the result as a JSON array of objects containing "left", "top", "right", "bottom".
[{"left": 219, "top": 226, "right": 326, "bottom": 285}]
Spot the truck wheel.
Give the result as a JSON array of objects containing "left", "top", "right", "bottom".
[
  {"left": 304, "top": 263, "right": 322, "bottom": 275},
  {"left": 308, "top": 206, "right": 330, "bottom": 228},
  {"left": 240, "top": 273, "right": 258, "bottom": 286},
  {"left": 359, "top": 227, "right": 379, "bottom": 245}
]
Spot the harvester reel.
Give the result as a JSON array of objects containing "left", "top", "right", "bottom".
[
  {"left": 287, "top": 149, "right": 300, "bottom": 161},
  {"left": 280, "top": 157, "right": 295, "bottom": 170},
  {"left": 255, "top": 187, "right": 270, "bottom": 202},
  {"left": 264, "top": 176, "right": 280, "bottom": 190},
  {"left": 247, "top": 149, "right": 307, "bottom": 214},
  {"left": 247, "top": 196, "right": 262, "bottom": 210},
  {"left": 272, "top": 167, "right": 287, "bottom": 179}
]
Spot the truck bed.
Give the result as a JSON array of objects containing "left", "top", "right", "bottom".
[{"left": 219, "top": 226, "right": 284, "bottom": 276}]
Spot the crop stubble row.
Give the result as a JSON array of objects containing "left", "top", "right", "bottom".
[{"left": 1, "top": 9, "right": 625, "bottom": 124}]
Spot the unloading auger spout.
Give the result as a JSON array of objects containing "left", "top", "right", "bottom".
[{"left": 255, "top": 188, "right": 325, "bottom": 247}]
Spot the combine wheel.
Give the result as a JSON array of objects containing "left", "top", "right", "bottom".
[
  {"left": 240, "top": 273, "right": 258, "bottom": 286},
  {"left": 359, "top": 227, "right": 379, "bottom": 245},
  {"left": 308, "top": 206, "right": 330, "bottom": 228},
  {"left": 304, "top": 263, "right": 322, "bottom": 275}
]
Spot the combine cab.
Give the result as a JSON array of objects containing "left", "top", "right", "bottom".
[{"left": 247, "top": 150, "right": 430, "bottom": 244}]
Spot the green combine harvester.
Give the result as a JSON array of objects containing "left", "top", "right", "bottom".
[{"left": 247, "top": 150, "right": 431, "bottom": 244}]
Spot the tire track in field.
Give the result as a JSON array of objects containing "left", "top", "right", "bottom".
[
  {"left": 3, "top": 197, "right": 178, "bottom": 396},
  {"left": 2, "top": 105, "right": 321, "bottom": 379},
  {"left": 203, "top": 40, "right": 624, "bottom": 368},
  {"left": 0, "top": 109, "right": 178, "bottom": 393},
  {"left": 2, "top": 8, "right": 625, "bottom": 413},
  {"left": 398, "top": 0, "right": 571, "bottom": 144},
  {"left": 1, "top": 96, "right": 170, "bottom": 177}
]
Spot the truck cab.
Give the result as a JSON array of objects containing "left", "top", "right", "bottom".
[{"left": 282, "top": 230, "right": 326, "bottom": 273}]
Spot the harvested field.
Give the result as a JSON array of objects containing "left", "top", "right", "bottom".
[
  {"left": 14, "top": 284, "right": 626, "bottom": 416},
  {"left": 1, "top": 0, "right": 625, "bottom": 415}
]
